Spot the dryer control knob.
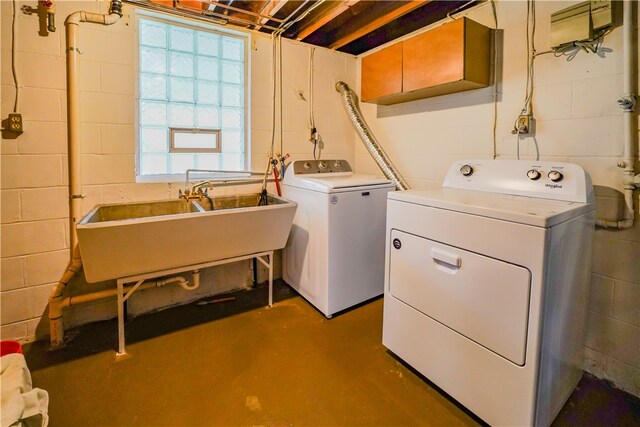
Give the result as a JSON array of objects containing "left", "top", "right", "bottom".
[
  {"left": 548, "top": 170, "right": 564, "bottom": 182},
  {"left": 318, "top": 161, "right": 328, "bottom": 169},
  {"left": 334, "top": 160, "right": 342, "bottom": 169},
  {"left": 303, "top": 162, "right": 312, "bottom": 170},
  {"left": 460, "top": 164, "right": 474, "bottom": 177},
  {"left": 527, "top": 169, "right": 541, "bottom": 180}
]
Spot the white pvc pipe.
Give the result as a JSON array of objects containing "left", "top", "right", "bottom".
[
  {"left": 179, "top": 270, "right": 200, "bottom": 291},
  {"left": 622, "top": 1, "right": 633, "bottom": 105},
  {"left": 66, "top": 19, "right": 82, "bottom": 252},
  {"left": 67, "top": 11, "right": 122, "bottom": 26},
  {"left": 62, "top": 273, "right": 198, "bottom": 308},
  {"left": 596, "top": 0, "right": 638, "bottom": 229},
  {"left": 621, "top": 0, "right": 636, "bottom": 177},
  {"left": 49, "top": 2, "right": 122, "bottom": 348}
]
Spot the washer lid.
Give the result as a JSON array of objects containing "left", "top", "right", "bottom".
[
  {"left": 284, "top": 173, "right": 393, "bottom": 193},
  {"left": 389, "top": 188, "right": 595, "bottom": 227}
]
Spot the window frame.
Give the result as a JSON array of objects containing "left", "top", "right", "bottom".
[
  {"left": 169, "top": 128, "right": 222, "bottom": 153},
  {"left": 134, "top": 10, "right": 250, "bottom": 183}
]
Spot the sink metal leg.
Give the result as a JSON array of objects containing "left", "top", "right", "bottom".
[
  {"left": 117, "top": 279, "right": 126, "bottom": 356},
  {"left": 256, "top": 251, "right": 274, "bottom": 307},
  {"left": 113, "top": 251, "right": 276, "bottom": 356},
  {"left": 268, "top": 251, "right": 273, "bottom": 307},
  {"left": 116, "top": 278, "right": 146, "bottom": 357}
]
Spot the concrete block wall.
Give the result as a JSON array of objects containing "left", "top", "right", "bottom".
[
  {"left": 1, "top": 1, "right": 356, "bottom": 341},
  {"left": 354, "top": 1, "right": 639, "bottom": 397},
  {"left": 1, "top": 0, "right": 636, "bottom": 401}
]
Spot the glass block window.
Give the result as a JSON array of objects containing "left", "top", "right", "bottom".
[{"left": 138, "top": 18, "right": 247, "bottom": 177}]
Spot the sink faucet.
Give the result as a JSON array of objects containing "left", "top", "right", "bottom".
[
  {"left": 179, "top": 180, "right": 215, "bottom": 210},
  {"left": 192, "top": 180, "right": 213, "bottom": 195},
  {"left": 179, "top": 181, "right": 212, "bottom": 200}
]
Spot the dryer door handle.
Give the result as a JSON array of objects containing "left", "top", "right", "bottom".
[{"left": 431, "top": 248, "right": 462, "bottom": 273}]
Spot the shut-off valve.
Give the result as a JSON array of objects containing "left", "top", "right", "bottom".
[{"left": 39, "top": 0, "right": 55, "bottom": 32}]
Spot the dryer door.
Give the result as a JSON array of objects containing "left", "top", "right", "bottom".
[{"left": 389, "top": 230, "right": 531, "bottom": 366}]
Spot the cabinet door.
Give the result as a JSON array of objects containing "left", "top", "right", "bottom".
[
  {"left": 403, "top": 18, "right": 465, "bottom": 92},
  {"left": 361, "top": 43, "right": 403, "bottom": 102}
]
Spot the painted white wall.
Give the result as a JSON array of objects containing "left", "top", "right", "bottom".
[
  {"left": 354, "top": 1, "right": 639, "bottom": 397},
  {"left": 0, "top": 0, "right": 637, "bottom": 402},
  {"left": 0, "top": 1, "right": 356, "bottom": 339}
]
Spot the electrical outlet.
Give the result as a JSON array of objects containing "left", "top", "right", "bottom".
[
  {"left": 8, "top": 113, "right": 23, "bottom": 133},
  {"left": 516, "top": 114, "right": 532, "bottom": 134}
]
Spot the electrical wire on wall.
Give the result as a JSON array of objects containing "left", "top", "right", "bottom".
[
  {"left": 278, "top": 35, "right": 283, "bottom": 158},
  {"left": 549, "top": 27, "right": 613, "bottom": 61},
  {"left": 308, "top": 47, "right": 322, "bottom": 159},
  {"left": 260, "top": 32, "right": 282, "bottom": 205},
  {"left": 11, "top": 0, "right": 20, "bottom": 113},
  {"left": 511, "top": 0, "right": 613, "bottom": 160},
  {"left": 490, "top": 0, "right": 498, "bottom": 159},
  {"left": 512, "top": 0, "right": 539, "bottom": 161},
  {"left": 441, "top": 0, "right": 499, "bottom": 158}
]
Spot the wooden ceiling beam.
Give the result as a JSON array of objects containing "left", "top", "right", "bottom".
[
  {"left": 293, "top": 0, "right": 360, "bottom": 41},
  {"left": 201, "top": 0, "right": 286, "bottom": 23},
  {"left": 256, "top": 0, "right": 288, "bottom": 26},
  {"left": 328, "top": 0, "right": 431, "bottom": 49}
]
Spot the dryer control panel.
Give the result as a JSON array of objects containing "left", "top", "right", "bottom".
[
  {"left": 292, "top": 159, "right": 353, "bottom": 175},
  {"left": 443, "top": 159, "right": 594, "bottom": 203}
]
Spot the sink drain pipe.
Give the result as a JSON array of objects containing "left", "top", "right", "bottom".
[
  {"left": 49, "top": 272, "right": 201, "bottom": 324},
  {"left": 335, "top": 81, "right": 410, "bottom": 191},
  {"left": 49, "top": 0, "right": 123, "bottom": 348}
]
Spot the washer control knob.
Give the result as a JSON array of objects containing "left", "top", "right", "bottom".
[
  {"left": 527, "top": 169, "right": 541, "bottom": 180},
  {"left": 548, "top": 170, "right": 564, "bottom": 182},
  {"left": 318, "top": 161, "right": 328, "bottom": 169},
  {"left": 460, "top": 164, "right": 474, "bottom": 177},
  {"left": 303, "top": 162, "right": 312, "bottom": 170},
  {"left": 334, "top": 160, "right": 342, "bottom": 169}
]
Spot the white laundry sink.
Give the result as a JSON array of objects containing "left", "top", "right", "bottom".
[{"left": 77, "top": 194, "right": 297, "bottom": 282}]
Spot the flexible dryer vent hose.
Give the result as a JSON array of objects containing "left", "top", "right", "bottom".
[{"left": 335, "top": 81, "right": 410, "bottom": 191}]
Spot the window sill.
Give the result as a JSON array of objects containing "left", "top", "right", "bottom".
[
  {"left": 136, "top": 172, "right": 257, "bottom": 184},
  {"left": 136, "top": 174, "right": 187, "bottom": 184}
]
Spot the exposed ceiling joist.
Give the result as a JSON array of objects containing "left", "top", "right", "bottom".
[
  {"left": 328, "top": 0, "right": 431, "bottom": 49},
  {"left": 128, "top": 0, "right": 478, "bottom": 55},
  {"left": 256, "top": 0, "right": 288, "bottom": 27},
  {"left": 293, "top": 0, "right": 360, "bottom": 41},
  {"left": 202, "top": 0, "right": 286, "bottom": 23}
]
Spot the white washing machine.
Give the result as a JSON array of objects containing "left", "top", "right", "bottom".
[
  {"left": 282, "top": 159, "right": 395, "bottom": 317},
  {"left": 383, "top": 159, "right": 595, "bottom": 426}
]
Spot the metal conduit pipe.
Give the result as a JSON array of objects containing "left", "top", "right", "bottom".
[
  {"left": 335, "top": 81, "right": 410, "bottom": 191},
  {"left": 49, "top": 274, "right": 197, "bottom": 320},
  {"left": 596, "top": 0, "right": 639, "bottom": 229},
  {"left": 49, "top": 0, "right": 123, "bottom": 348}
]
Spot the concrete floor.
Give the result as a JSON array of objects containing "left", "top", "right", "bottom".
[{"left": 24, "top": 281, "right": 640, "bottom": 427}]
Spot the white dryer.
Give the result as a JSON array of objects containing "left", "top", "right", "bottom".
[
  {"left": 282, "top": 159, "right": 395, "bottom": 317},
  {"left": 383, "top": 159, "right": 595, "bottom": 426}
]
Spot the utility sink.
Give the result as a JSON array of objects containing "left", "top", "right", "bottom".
[
  {"left": 82, "top": 199, "right": 206, "bottom": 223},
  {"left": 76, "top": 194, "right": 297, "bottom": 282}
]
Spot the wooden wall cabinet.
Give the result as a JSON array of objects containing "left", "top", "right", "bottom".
[
  {"left": 361, "top": 17, "right": 491, "bottom": 105},
  {"left": 361, "top": 43, "right": 403, "bottom": 102}
]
